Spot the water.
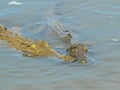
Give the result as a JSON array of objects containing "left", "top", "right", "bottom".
[{"left": 0, "top": 0, "right": 120, "bottom": 90}]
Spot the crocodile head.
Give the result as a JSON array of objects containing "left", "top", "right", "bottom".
[{"left": 66, "top": 43, "right": 88, "bottom": 63}]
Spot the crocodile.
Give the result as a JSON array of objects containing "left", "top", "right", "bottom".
[
  {"left": 0, "top": 25, "right": 88, "bottom": 64},
  {"left": 0, "top": 25, "right": 75, "bottom": 61}
]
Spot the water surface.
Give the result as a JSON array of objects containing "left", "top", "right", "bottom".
[{"left": 0, "top": 0, "right": 120, "bottom": 90}]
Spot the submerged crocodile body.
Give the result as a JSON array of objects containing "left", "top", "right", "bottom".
[
  {"left": 0, "top": 25, "right": 75, "bottom": 61},
  {"left": 0, "top": 25, "right": 88, "bottom": 63}
]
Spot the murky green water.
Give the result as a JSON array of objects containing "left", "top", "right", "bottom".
[{"left": 0, "top": 0, "right": 120, "bottom": 90}]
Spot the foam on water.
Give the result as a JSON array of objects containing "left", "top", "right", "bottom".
[{"left": 8, "top": 1, "right": 24, "bottom": 5}]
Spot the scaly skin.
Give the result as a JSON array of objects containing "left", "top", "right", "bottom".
[
  {"left": 0, "top": 25, "right": 88, "bottom": 63},
  {"left": 0, "top": 25, "right": 75, "bottom": 62}
]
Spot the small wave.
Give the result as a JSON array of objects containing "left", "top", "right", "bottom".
[
  {"left": 112, "top": 38, "right": 119, "bottom": 42},
  {"left": 0, "top": 9, "right": 21, "bottom": 17},
  {"left": 68, "top": 56, "right": 96, "bottom": 67},
  {"left": 8, "top": 1, "right": 24, "bottom": 5}
]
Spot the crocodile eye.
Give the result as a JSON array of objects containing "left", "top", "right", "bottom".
[
  {"left": 66, "top": 48, "right": 69, "bottom": 51},
  {"left": 67, "top": 33, "right": 72, "bottom": 37}
]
